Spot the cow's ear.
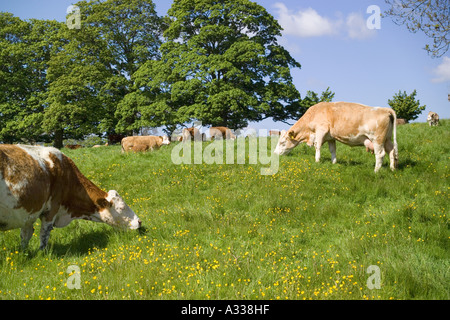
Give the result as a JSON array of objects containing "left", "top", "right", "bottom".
[
  {"left": 288, "top": 130, "right": 296, "bottom": 140},
  {"left": 96, "top": 198, "right": 111, "bottom": 209}
]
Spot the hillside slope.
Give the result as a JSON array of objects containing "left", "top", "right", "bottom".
[{"left": 1, "top": 120, "right": 448, "bottom": 300}]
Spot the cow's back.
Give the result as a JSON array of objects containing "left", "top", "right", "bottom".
[
  {"left": 0, "top": 145, "right": 64, "bottom": 230},
  {"left": 331, "top": 103, "right": 393, "bottom": 137},
  {"left": 0, "top": 145, "right": 56, "bottom": 213}
]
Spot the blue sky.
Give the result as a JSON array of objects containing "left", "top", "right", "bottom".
[{"left": 1, "top": 0, "right": 449, "bottom": 132}]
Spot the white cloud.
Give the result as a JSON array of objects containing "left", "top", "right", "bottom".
[
  {"left": 346, "top": 12, "right": 376, "bottom": 40},
  {"left": 273, "top": 2, "right": 377, "bottom": 40},
  {"left": 273, "top": 3, "right": 338, "bottom": 37},
  {"left": 431, "top": 57, "right": 450, "bottom": 83}
]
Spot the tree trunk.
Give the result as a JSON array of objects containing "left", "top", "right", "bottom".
[
  {"left": 221, "top": 109, "right": 228, "bottom": 127},
  {"left": 53, "top": 129, "right": 64, "bottom": 149}
]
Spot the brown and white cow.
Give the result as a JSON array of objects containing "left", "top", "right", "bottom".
[
  {"left": 209, "top": 126, "right": 236, "bottom": 140},
  {"left": 0, "top": 144, "right": 141, "bottom": 249},
  {"left": 427, "top": 111, "right": 439, "bottom": 126},
  {"left": 274, "top": 102, "right": 399, "bottom": 172},
  {"left": 121, "top": 135, "right": 170, "bottom": 153}
]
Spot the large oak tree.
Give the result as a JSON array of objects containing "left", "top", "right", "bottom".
[{"left": 138, "top": 0, "right": 302, "bottom": 132}]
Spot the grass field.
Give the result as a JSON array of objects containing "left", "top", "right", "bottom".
[{"left": 0, "top": 121, "right": 449, "bottom": 300}]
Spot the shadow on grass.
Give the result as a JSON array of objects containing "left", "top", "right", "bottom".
[
  {"left": 338, "top": 156, "right": 417, "bottom": 171},
  {"left": 397, "top": 158, "right": 418, "bottom": 170},
  {"left": 17, "top": 224, "right": 148, "bottom": 259},
  {"left": 45, "top": 229, "right": 111, "bottom": 258}
]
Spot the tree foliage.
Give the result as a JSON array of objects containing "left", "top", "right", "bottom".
[
  {"left": 47, "top": 0, "right": 164, "bottom": 146},
  {"left": 275, "top": 87, "right": 335, "bottom": 124},
  {"left": 150, "top": 0, "right": 302, "bottom": 130},
  {"left": 388, "top": 89, "right": 426, "bottom": 121},
  {"left": 384, "top": 0, "right": 449, "bottom": 57},
  {"left": 0, "top": 13, "right": 64, "bottom": 144},
  {"left": 0, "top": 0, "right": 334, "bottom": 146}
]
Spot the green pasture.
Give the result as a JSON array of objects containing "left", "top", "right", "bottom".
[{"left": 0, "top": 121, "right": 449, "bottom": 300}]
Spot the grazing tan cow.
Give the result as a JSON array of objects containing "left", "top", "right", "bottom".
[
  {"left": 0, "top": 144, "right": 141, "bottom": 249},
  {"left": 121, "top": 135, "right": 170, "bottom": 153},
  {"left": 274, "top": 102, "right": 398, "bottom": 172},
  {"left": 396, "top": 119, "right": 407, "bottom": 125},
  {"left": 209, "top": 126, "right": 236, "bottom": 140},
  {"left": 427, "top": 111, "right": 439, "bottom": 126}
]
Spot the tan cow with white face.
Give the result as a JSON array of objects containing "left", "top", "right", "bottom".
[
  {"left": 274, "top": 102, "right": 399, "bottom": 172},
  {"left": 0, "top": 145, "right": 141, "bottom": 249}
]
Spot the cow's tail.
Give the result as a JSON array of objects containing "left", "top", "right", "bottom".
[
  {"left": 389, "top": 109, "right": 399, "bottom": 167},
  {"left": 120, "top": 139, "right": 125, "bottom": 153}
]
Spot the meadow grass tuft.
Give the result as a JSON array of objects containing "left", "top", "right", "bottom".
[{"left": 0, "top": 120, "right": 449, "bottom": 299}]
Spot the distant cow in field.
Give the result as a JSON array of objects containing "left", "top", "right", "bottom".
[
  {"left": 274, "top": 102, "right": 398, "bottom": 172},
  {"left": 396, "top": 119, "right": 407, "bottom": 125},
  {"left": 0, "top": 144, "right": 141, "bottom": 249},
  {"left": 121, "top": 135, "right": 170, "bottom": 153},
  {"left": 182, "top": 127, "right": 203, "bottom": 142},
  {"left": 209, "top": 126, "right": 236, "bottom": 140},
  {"left": 427, "top": 111, "right": 439, "bottom": 126},
  {"left": 269, "top": 130, "right": 281, "bottom": 136},
  {"left": 65, "top": 144, "right": 83, "bottom": 149},
  {"left": 92, "top": 143, "right": 109, "bottom": 148}
]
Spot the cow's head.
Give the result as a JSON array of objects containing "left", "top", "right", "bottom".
[
  {"left": 274, "top": 130, "right": 300, "bottom": 155},
  {"left": 95, "top": 190, "right": 141, "bottom": 230},
  {"left": 161, "top": 135, "right": 171, "bottom": 145}
]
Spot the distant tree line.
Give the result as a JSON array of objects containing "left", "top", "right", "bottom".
[{"left": 1, "top": 0, "right": 337, "bottom": 148}]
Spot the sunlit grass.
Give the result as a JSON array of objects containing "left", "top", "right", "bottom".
[{"left": 0, "top": 121, "right": 449, "bottom": 299}]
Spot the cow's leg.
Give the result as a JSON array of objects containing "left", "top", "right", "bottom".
[
  {"left": 20, "top": 223, "right": 34, "bottom": 249},
  {"left": 384, "top": 140, "right": 396, "bottom": 171},
  {"left": 39, "top": 218, "right": 54, "bottom": 250},
  {"left": 373, "top": 143, "right": 386, "bottom": 172},
  {"left": 314, "top": 143, "right": 321, "bottom": 162},
  {"left": 314, "top": 133, "right": 325, "bottom": 163},
  {"left": 328, "top": 140, "right": 337, "bottom": 164}
]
